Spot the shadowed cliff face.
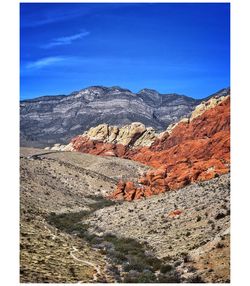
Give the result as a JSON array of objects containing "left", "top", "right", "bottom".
[
  {"left": 65, "top": 94, "right": 230, "bottom": 201},
  {"left": 20, "top": 86, "right": 229, "bottom": 147}
]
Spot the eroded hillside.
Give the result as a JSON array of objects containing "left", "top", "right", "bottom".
[{"left": 20, "top": 148, "right": 230, "bottom": 283}]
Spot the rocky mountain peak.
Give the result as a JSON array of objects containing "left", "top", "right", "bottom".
[
  {"left": 109, "top": 86, "right": 132, "bottom": 93},
  {"left": 73, "top": 86, "right": 109, "bottom": 99},
  {"left": 73, "top": 85, "right": 134, "bottom": 100},
  {"left": 137, "top": 88, "right": 160, "bottom": 95}
]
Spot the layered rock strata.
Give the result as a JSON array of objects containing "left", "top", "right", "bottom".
[{"left": 20, "top": 86, "right": 229, "bottom": 147}]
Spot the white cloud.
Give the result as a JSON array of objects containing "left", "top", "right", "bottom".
[
  {"left": 42, "top": 31, "right": 90, "bottom": 48},
  {"left": 26, "top": 57, "right": 67, "bottom": 69}
]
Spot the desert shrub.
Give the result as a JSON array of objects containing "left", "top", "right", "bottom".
[
  {"left": 182, "top": 253, "right": 192, "bottom": 263},
  {"left": 137, "top": 271, "right": 157, "bottom": 283},
  {"left": 124, "top": 271, "right": 157, "bottom": 283},
  {"left": 160, "top": 264, "right": 173, "bottom": 273},
  {"left": 105, "top": 235, "right": 143, "bottom": 256},
  {"left": 187, "top": 275, "right": 204, "bottom": 283},
  {"left": 99, "top": 249, "right": 107, "bottom": 255},
  {"left": 157, "top": 272, "right": 181, "bottom": 283},
  {"left": 69, "top": 266, "right": 76, "bottom": 277},
  {"left": 146, "top": 256, "right": 162, "bottom": 271},
  {"left": 80, "top": 232, "right": 96, "bottom": 242},
  {"left": 215, "top": 212, "right": 226, "bottom": 220},
  {"left": 112, "top": 251, "right": 127, "bottom": 263},
  {"left": 124, "top": 261, "right": 147, "bottom": 272},
  {"left": 93, "top": 235, "right": 104, "bottom": 244},
  {"left": 196, "top": 215, "right": 202, "bottom": 222},
  {"left": 174, "top": 260, "right": 182, "bottom": 267},
  {"left": 216, "top": 242, "right": 225, "bottom": 249},
  {"left": 123, "top": 271, "right": 140, "bottom": 283}
]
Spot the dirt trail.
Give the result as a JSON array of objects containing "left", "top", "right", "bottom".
[
  {"left": 70, "top": 246, "right": 101, "bottom": 282},
  {"left": 42, "top": 219, "right": 102, "bottom": 282}
]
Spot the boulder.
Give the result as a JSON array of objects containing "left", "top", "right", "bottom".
[
  {"left": 133, "top": 127, "right": 156, "bottom": 147},
  {"left": 116, "top": 122, "right": 146, "bottom": 146},
  {"left": 87, "top": 124, "right": 109, "bottom": 141}
]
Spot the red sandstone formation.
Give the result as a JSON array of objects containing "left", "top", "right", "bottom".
[
  {"left": 70, "top": 96, "right": 230, "bottom": 201},
  {"left": 70, "top": 136, "right": 128, "bottom": 157}
]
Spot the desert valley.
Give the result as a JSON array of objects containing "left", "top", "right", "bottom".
[{"left": 20, "top": 86, "right": 230, "bottom": 283}]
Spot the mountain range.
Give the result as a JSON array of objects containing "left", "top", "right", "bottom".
[{"left": 20, "top": 86, "right": 229, "bottom": 147}]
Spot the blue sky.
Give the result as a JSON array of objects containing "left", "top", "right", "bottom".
[{"left": 20, "top": 3, "right": 230, "bottom": 100}]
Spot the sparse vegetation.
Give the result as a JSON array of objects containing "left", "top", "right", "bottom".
[
  {"left": 47, "top": 211, "right": 89, "bottom": 232},
  {"left": 46, "top": 205, "right": 180, "bottom": 282},
  {"left": 160, "top": 264, "right": 173, "bottom": 273},
  {"left": 20, "top": 149, "right": 230, "bottom": 283}
]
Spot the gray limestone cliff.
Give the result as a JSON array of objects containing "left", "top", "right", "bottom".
[{"left": 20, "top": 86, "right": 229, "bottom": 147}]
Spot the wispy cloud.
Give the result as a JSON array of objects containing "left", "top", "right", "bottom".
[
  {"left": 20, "top": 4, "right": 129, "bottom": 28},
  {"left": 26, "top": 56, "right": 68, "bottom": 69},
  {"left": 42, "top": 31, "right": 90, "bottom": 49},
  {"left": 20, "top": 5, "right": 88, "bottom": 28}
]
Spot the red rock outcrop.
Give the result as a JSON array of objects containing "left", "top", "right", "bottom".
[
  {"left": 168, "top": 210, "right": 182, "bottom": 217},
  {"left": 69, "top": 95, "right": 230, "bottom": 201},
  {"left": 110, "top": 97, "right": 230, "bottom": 200}
]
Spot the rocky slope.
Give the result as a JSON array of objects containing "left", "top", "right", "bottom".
[
  {"left": 20, "top": 86, "right": 229, "bottom": 147},
  {"left": 58, "top": 93, "right": 230, "bottom": 200},
  {"left": 20, "top": 148, "right": 150, "bottom": 282},
  {"left": 87, "top": 174, "right": 230, "bottom": 283},
  {"left": 20, "top": 148, "right": 230, "bottom": 283}
]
